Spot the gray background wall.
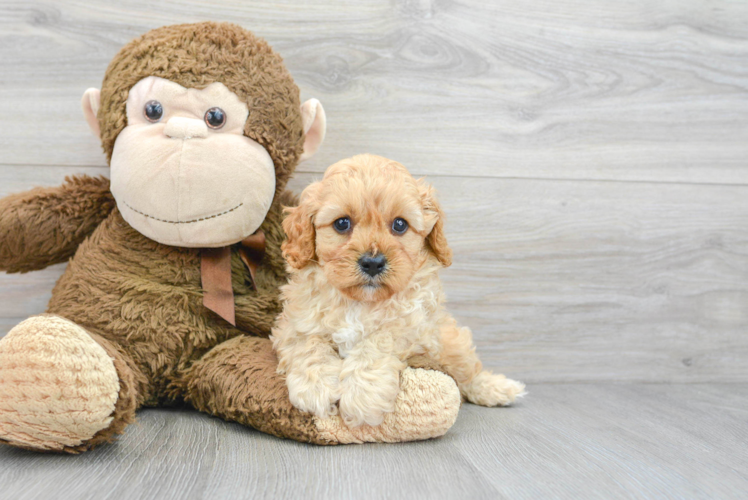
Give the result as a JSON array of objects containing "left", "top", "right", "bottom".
[{"left": 1, "top": 0, "right": 746, "bottom": 384}]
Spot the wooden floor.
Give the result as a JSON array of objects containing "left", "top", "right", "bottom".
[
  {"left": 1, "top": 0, "right": 748, "bottom": 498},
  {"left": 0, "top": 384, "right": 746, "bottom": 500}
]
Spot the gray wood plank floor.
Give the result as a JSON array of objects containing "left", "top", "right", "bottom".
[{"left": 0, "top": 384, "right": 746, "bottom": 500}]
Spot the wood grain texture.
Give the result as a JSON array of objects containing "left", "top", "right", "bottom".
[
  {"left": 0, "top": 1, "right": 747, "bottom": 183},
  {"left": 2, "top": 169, "right": 746, "bottom": 383},
  {"left": 0, "top": 384, "right": 745, "bottom": 500}
]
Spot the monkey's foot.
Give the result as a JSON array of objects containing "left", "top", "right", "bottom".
[
  {"left": 314, "top": 367, "right": 461, "bottom": 443},
  {"left": 0, "top": 315, "right": 120, "bottom": 451}
]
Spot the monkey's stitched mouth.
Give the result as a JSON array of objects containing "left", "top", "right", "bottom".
[{"left": 122, "top": 201, "right": 244, "bottom": 225}]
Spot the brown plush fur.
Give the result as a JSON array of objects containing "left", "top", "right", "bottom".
[
  {"left": 184, "top": 335, "right": 328, "bottom": 444},
  {"left": 0, "top": 173, "right": 298, "bottom": 451},
  {"left": 0, "top": 23, "right": 314, "bottom": 451},
  {"left": 45, "top": 187, "right": 293, "bottom": 407},
  {"left": 0, "top": 176, "right": 115, "bottom": 273}
]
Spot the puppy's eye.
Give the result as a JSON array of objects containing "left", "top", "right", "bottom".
[
  {"left": 392, "top": 218, "right": 409, "bottom": 235},
  {"left": 205, "top": 107, "right": 226, "bottom": 129},
  {"left": 144, "top": 100, "right": 163, "bottom": 122},
  {"left": 333, "top": 217, "right": 352, "bottom": 234}
]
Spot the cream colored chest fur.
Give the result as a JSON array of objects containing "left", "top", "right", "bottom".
[
  {"left": 329, "top": 303, "right": 429, "bottom": 358},
  {"left": 295, "top": 265, "right": 447, "bottom": 360}
]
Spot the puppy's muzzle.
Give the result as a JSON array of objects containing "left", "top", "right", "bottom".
[{"left": 358, "top": 253, "right": 387, "bottom": 277}]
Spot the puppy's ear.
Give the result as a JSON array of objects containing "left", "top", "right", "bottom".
[
  {"left": 282, "top": 182, "right": 320, "bottom": 269},
  {"left": 418, "top": 179, "right": 453, "bottom": 267}
]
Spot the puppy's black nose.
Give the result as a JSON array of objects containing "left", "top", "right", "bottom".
[{"left": 359, "top": 253, "right": 387, "bottom": 277}]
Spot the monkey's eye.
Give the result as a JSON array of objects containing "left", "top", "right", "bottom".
[
  {"left": 333, "top": 217, "right": 352, "bottom": 234},
  {"left": 143, "top": 100, "right": 163, "bottom": 122},
  {"left": 205, "top": 107, "right": 226, "bottom": 129},
  {"left": 392, "top": 218, "right": 409, "bottom": 235}
]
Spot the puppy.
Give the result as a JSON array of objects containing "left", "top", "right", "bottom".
[{"left": 272, "top": 154, "right": 525, "bottom": 427}]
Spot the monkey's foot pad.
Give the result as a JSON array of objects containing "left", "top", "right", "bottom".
[{"left": 0, "top": 315, "right": 120, "bottom": 451}]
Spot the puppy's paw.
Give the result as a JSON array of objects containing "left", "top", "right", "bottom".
[
  {"left": 338, "top": 368, "right": 400, "bottom": 427},
  {"left": 286, "top": 369, "right": 342, "bottom": 419},
  {"left": 461, "top": 371, "right": 526, "bottom": 407},
  {"left": 312, "top": 367, "right": 461, "bottom": 444}
]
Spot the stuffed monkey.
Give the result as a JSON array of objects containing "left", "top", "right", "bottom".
[{"left": 0, "top": 22, "right": 460, "bottom": 453}]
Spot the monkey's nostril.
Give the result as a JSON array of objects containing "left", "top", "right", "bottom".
[{"left": 358, "top": 253, "right": 387, "bottom": 277}]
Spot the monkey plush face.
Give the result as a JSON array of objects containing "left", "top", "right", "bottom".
[
  {"left": 106, "top": 76, "right": 276, "bottom": 247},
  {"left": 80, "top": 22, "right": 325, "bottom": 248}
]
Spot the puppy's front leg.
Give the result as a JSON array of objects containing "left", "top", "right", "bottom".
[
  {"left": 338, "top": 343, "right": 405, "bottom": 427},
  {"left": 275, "top": 333, "right": 343, "bottom": 419}
]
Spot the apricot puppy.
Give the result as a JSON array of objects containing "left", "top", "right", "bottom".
[{"left": 272, "top": 154, "right": 525, "bottom": 427}]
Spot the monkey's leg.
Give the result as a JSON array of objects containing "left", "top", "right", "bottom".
[
  {"left": 0, "top": 315, "right": 143, "bottom": 453},
  {"left": 183, "top": 336, "right": 461, "bottom": 444}
]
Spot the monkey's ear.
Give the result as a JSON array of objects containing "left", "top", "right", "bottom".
[
  {"left": 81, "top": 88, "right": 101, "bottom": 139},
  {"left": 299, "top": 98, "right": 326, "bottom": 162}
]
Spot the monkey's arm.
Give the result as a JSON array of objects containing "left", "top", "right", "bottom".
[{"left": 0, "top": 175, "right": 115, "bottom": 273}]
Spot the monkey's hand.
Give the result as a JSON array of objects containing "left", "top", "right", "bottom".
[{"left": 0, "top": 175, "right": 115, "bottom": 273}]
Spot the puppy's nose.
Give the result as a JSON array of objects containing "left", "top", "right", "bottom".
[{"left": 359, "top": 253, "right": 387, "bottom": 277}]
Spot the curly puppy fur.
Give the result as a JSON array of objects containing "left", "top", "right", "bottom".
[{"left": 272, "top": 154, "right": 526, "bottom": 427}]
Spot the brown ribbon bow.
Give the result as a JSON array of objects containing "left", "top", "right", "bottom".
[{"left": 200, "top": 230, "right": 266, "bottom": 326}]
